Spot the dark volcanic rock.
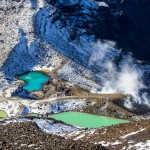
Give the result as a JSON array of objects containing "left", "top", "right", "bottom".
[
  {"left": 44, "top": 0, "right": 150, "bottom": 61},
  {"left": 106, "top": 0, "right": 150, "bottom": 61},
  {"left": 0, "top": 122, "right": 107, "bottom": 150}
]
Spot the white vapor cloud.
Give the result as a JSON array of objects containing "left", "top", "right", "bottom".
[{"left": 88, "top": 40, "right": 149, "bottom": 106}]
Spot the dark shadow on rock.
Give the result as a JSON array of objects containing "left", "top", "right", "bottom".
[
  {"left": 30, "top": 0, "right": 37, "bottom": 10},
  {"left": 11, "top": 86, "right": 37, "bottom": 100},
  {"left": 39, "top": 1, "right": 150, "bottom": 61},
  {"left": 21, "top": 107, "right": 30, "bottom": 115},
  {"left": 113, "top": 96, "right": 150, "bottom": 116},
  {"left": 33, "top": 5, "right": 124, "bottom": 74},
  {"left": 1, "top": 28, "right": 48, "bottom": 76}
]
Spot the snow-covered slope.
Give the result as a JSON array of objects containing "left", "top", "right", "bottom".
[
  {"left": 0, "top": 0, "right": 149, "bottom": 104},
  {"left": 0, "top": 97, "right": 90, "bottom": 117}
]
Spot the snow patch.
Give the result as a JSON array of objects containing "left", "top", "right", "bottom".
[
  {"left": 127, "top": 140, "right": 150, "bottom": 150},
  {"left": 121, "top": 128, "right": 146, "bottom": 139},
  {"left": 97, "top": 2, "right": 109, "bottom": 7}
]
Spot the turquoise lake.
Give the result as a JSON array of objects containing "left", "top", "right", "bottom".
[
  {"left": 18, "top": 71, "right": 49, "bottom": 92},
  {"left": 49, "top": 112, "right": 129, "bottom": 129}
]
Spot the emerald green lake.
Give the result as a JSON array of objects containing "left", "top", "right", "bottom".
[
  {"left": 50, "top": 112, "right": 129, "bottom": 128},
  {"left": 18, "top": 71, "right": 49, "bottom": 92}
]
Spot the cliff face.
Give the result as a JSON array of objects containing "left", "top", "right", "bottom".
[{"left": 0, "top": 0, "right": 150, "bottom": 100}]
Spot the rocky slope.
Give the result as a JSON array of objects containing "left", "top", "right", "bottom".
[
  {"left": 0, "top": 1, "right": 150, "bottom": 149},
  {"left": 0, "top": 118, "right": 150, "bottom": 150},
  {"left": 0, "top": 121, "right": 106, "bottom": 150}
]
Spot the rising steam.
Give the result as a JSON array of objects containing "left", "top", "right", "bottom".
[{"left": 88, "top": 40, "right": 149, "bottom": 106}]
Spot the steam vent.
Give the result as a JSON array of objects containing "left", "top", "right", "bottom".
[{"left": 0, "top": 0, "right": 150, "bottom": 149}]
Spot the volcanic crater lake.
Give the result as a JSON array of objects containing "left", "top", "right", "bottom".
[
  {"left": 49, "top": 112, "right": 129, "bottom": 129},
  {"left": 18, "top": 71, "right": 49, "bottom": 92}
]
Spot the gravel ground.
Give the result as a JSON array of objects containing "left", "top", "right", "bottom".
[
  {"left": 1, "top": 119, "right": 150, "bottom": 150},
  {"left": 76, "top": 120, "right": 150, "bottom": 150},
  {"left": 0, "top": 122, "right": 106, "bottom": 150}
]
